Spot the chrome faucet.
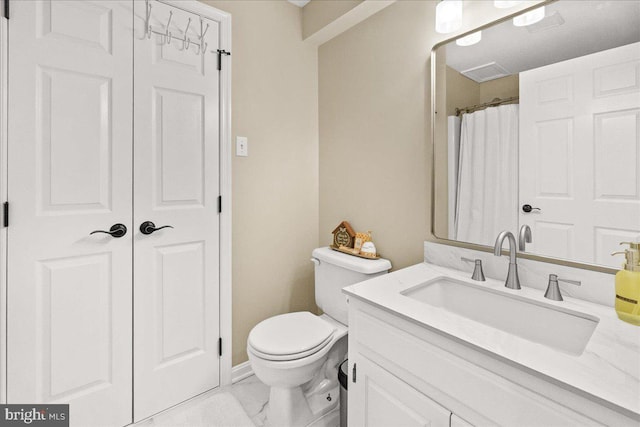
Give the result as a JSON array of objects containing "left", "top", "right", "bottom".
[
  {"left": 518, "top": 225, "right": 532, "bottom": 251},
  {"left": 494, "top": 231, "right": 521, "bottom": 290}
]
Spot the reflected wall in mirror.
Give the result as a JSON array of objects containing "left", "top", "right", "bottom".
[{"left": 433, "top": 0, "right": 640, "bottom": 270}]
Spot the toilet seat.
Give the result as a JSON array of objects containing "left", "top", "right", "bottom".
[
  {"left": 248, "top": 334, "right": 333, "bottom": 361},
  {"left": 248, "top": 312, "right": 336, "bottom": 362}
]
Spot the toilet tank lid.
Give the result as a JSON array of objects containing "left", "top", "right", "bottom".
[{"left": 312, "top": 247, "right": 391, "bottom": 274}]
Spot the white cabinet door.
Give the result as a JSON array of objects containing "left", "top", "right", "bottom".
[
  {"left": 7, "top": 1, "right": 133, "bottom": 426},
  {"left": 349, "top": 356, "right": 451, "bottom": 427},
  {"left": 132, "top": 1, "right": 221, "bottom": 420},
  {"left": 519, "top": 42, "right": 640, "bottom": 267}
]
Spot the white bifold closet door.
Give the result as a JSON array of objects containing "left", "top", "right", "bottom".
[
  {"left": 7, "top": 1, "right": 134, "bottom": 426},
  {"left": 132, "top": 0, "right": 220, "bottom": 421},
  {"left": 7, "top": 1, "right": 221, "bottom": 425}
]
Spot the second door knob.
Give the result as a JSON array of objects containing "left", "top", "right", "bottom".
[{"left": 140, "top": 221, "right": 174, "bottom": 235}]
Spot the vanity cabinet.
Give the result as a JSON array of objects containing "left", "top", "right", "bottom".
[
  {"left": 347, "top": 298, "right": 637, "bottom": 427},
  {"left": 349, "top": 356, "right": 451, "bottom": 427}
]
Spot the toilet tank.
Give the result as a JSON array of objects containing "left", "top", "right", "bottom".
[{"left": 311, "top": 247, "right": 391, "bottom": 325}]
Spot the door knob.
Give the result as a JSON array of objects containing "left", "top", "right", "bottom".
[
  {"left": 90, "top": 223, "right": 128, "bottom": 238},
  {"left": 139, "top": 221, "right": 174, "bottom": 235},
  {"left": 522, "top": 204, "right": 541, "bottom": 213}
]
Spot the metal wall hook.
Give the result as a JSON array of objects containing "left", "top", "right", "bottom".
[
  {"left": 182, "top": 18, "right": 192, "bottom": 49},
  {"left": 165, "top": 11, "right": 173, "bottom": 35},
  {"left": 165, "top": 11, "right": 173, "bottom": 44},
  {"left": 145, "top": 0, "right": 153, "bottom": 39},
  {"left": 200, "top": 18, "right": 210, "bottom": 39},
  {"left": 199, "top": 17, "right": 209, "bottom": 55}
]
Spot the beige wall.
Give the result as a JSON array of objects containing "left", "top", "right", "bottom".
[
  {"left": 479, "top": 74, "right": 519, "bottom": 103},
  {"left": 319, "top": 0, "right": 542, "bottom": 270},
  {"left": 446, "top": 66, "right": 480, "bottom": 116},
  {"left": 319, "top": 1, "right": 433, "bottom": 271},
  {"left": 302, "top": 0, "right": 362, "bottom": 40},
  {"left": 444, "top": 68, "right": 519, "bottom": 116},
  {"left": 203, "top": 0, "right": 319, "bottom": 366}
]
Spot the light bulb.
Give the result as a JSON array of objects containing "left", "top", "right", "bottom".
[
  {"left": 513, "top": 6, "right": 546, "bottom": 27},
  {"left": 456, "top": 31, "right": 482, "bottom": 46},
  {"left": 436, "top": 0, "right": 463, "bottom": 34},
  {"left": 494, "top": 1, "right": 523, "bottom": 8}
]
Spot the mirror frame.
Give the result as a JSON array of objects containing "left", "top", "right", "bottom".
[{"left": 429, "top": 0, "right": 617, "bottom": 275}]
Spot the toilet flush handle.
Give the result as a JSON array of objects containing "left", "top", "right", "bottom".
[{"left": 310, "top": 257, "right": 320, "bottom": 266}]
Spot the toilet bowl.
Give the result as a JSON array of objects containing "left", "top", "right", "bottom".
[
  {"left": 247, "top": 247, "right": 391, "bottom": 427},
  {"left": 248, "top": 313, "right": 347, "bottom": 426}
]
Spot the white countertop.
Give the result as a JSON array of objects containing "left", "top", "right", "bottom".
[{"left": 343, "top": 262, "right": 640, "bottom": 418}]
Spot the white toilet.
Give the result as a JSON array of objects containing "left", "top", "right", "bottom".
[{"left": 247, "top": 247, "right": 391, "bottom": 427}]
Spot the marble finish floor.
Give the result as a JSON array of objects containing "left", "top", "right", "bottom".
[{"left": 136, "top": 375, "right": 270, "bottom": 427}]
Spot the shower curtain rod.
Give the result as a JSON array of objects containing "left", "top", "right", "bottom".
[{"left": 455, "top": 96, "right": 519, "bottom": 116}]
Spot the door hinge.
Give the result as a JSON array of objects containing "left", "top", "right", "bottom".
[
  {"left": 3, "top": 0, "right": 9, "bottom": 19},
  {"left": 217, "top": 195, "right": 222, "bottom": 213},
  {"left": 3, "top": 202, "right": 8, "bottom": 227},
  {"left": 352, "top": 363, "right": 356, "bottom": 383},
  {"left": 216, "top": 49, "right": 231, "bottom": 71},
  {"left": 218, "top": 337, "right": 223, "bottom": 357}
]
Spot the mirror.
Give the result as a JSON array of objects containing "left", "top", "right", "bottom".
[{"left": 432, "top": 0, "right": 640, "bottom": 270}]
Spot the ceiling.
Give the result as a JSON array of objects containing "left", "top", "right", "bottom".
[{"left": 444, "top": 1, "right": 640, "bottom": 82}]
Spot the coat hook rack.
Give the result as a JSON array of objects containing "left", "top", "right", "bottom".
[{"left": 143, "top": 0, "right": 211, "bottom": 56}]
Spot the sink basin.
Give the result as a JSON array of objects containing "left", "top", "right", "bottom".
[{"left": 401, "top": 277, "right": 599, "bottom": 355}]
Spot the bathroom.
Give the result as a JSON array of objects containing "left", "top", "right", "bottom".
[{"left": 0, "top": 0, "right": 638, "bottom": 426}]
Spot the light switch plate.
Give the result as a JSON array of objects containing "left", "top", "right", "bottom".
[{"left": 236, "top": 136, "right": 248, "bottom": 157}]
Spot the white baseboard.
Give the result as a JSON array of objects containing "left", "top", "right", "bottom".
[{"left": 232, "top": 361, "right": 253, "bottom": 383}]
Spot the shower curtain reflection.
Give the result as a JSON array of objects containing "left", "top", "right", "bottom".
[{"left": 453, "top": 104, "right": 519, "bottom": 246}]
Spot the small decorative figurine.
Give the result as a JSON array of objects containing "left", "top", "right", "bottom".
[
  {"left": 360, "top": 241, "right": 377, "bottom": 258},
  {"left": 332, "top": 221, "right": 356, "bottom": 249},
  {"left": 354, "top": 231, "right": 372, "bottom": 253}
]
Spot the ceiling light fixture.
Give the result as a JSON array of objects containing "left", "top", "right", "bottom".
[
  {"left": 456, "top": 31, "right": 482, "bottom": 46},
  {"left": 494, "top": 1, "right": 523, "bottom": 8},
  {"left": 513, "top": 6, "right": 546, "bottom": 27},
  {"left": 436, "top": 0, "right": 463, "bottom": 34}
]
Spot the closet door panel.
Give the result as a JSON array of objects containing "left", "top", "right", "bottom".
[
  {"left": 133, "top": 1, "right": 221, "bottom": 420},
  {"left": 7, "top": 1, "right": 133, "bottom": 426}
]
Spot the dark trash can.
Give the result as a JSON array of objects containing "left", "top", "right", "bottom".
[{"left": 338, "top": 359, "right": 348, "bottom": 426}]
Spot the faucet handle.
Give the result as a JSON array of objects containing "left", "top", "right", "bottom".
[
  {"left": 544, "top": 274, "right": 581, "bottom": 301},
  {"left": 557, "top": 277, "right": 581, "bottom": 286},
  {"left": 461, "top": 257, "right": 486, "bottom": 281}
]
